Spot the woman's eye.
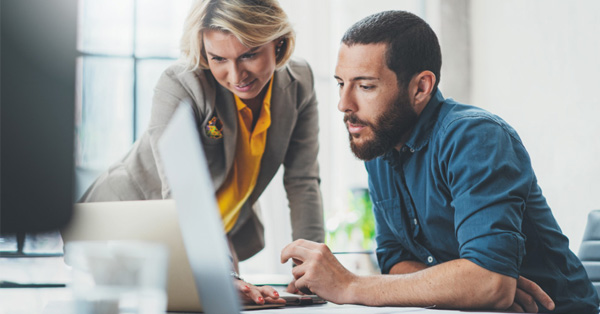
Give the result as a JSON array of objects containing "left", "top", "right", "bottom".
[
  {"left": 241, "top": 53, "right": 257, "bottom": 60},
  {"left": 211, "top": 56, "right": 225, "bottom": 62}
]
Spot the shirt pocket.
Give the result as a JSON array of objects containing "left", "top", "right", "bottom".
[{"left": 373, "top": 197, "right": 411, "bottom": 245}]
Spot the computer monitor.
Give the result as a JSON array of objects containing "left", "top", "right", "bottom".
[{"left": 0, "top": 0, "right": 77, "bottom": 234}]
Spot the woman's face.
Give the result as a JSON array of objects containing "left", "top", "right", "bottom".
[{"left": 203, "top": 30, "right": 278, "bottom": 103}]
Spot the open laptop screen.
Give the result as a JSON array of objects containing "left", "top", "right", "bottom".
[{"left": 158, "top": 104, "right": 242, "bottom": 314}]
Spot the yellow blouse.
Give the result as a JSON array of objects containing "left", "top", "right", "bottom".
[{"left": 216, "top": 78, "right": 273, "bottom": 232}]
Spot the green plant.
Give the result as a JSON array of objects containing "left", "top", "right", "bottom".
[{"left": 326, "top": 188, "right": 375, "bottom": 251}]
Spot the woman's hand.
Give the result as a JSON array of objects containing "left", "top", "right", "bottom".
[{"left": 234, "top": 280, "right": 286, "bottom": 305}]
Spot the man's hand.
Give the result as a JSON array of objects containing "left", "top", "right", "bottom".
[
  {"left": 506, "top": 276, "right": 555, "bottom": 312},
  {"left": 285, "top": 278, "right": 298, "bottom": 294},
  {"left": 285, "top": 278, "right": 303, "bottom": 294},
  {"left": 280, "top": 239, "right": 358, "bottom": 303}
]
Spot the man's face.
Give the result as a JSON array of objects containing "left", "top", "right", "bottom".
[{"left": 335, "top": 43, "right": 418, "bottom": 160}]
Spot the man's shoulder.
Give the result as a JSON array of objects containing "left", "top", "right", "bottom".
[
  {"left": 433, "top": 99, "right": 524, "bottom": 149},
  {"left": 437, "top": 100, "right": 514, "bottom": 134},
  {"left": 439, "top": 100, "right": 496, "bottom": 123}
]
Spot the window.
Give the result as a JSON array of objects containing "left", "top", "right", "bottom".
[{"left": 75, "top": 0, "right": 192, "bottom": 198}]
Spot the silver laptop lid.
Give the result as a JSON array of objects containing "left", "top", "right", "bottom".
[{"left": 158, "top": 104, "right": 241, "bottom": 314}]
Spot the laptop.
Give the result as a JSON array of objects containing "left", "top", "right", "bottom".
[{"left": 62, "top": 104, "right": 322, "bottom": 313}]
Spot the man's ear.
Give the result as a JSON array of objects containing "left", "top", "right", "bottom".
[{"left": 409, "top": 70, "right": 436, "bottom": 113}]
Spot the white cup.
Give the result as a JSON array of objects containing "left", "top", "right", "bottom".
[{"left": 64, "top": 241, "right": 168, "bottom": 314}]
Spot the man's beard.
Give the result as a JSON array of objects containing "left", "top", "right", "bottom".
[{"left": 344, "top": 90, "right": 418, "bottom": 161}]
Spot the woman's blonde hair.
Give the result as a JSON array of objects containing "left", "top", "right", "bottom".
[{"left": 180, "top": 0, "right": 296, "bottom": 71}]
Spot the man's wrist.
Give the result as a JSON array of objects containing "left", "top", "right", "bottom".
[{"left": 344, "top": 273, "right": 365, "bottom": 304}]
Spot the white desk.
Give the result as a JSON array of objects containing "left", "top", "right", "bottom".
[
  {"left": 0, "top": 288, "right": 71, "bottom": 314},
  {"left": 0, "top": 256, "right": 71, "bottom": 314},
  {"left": 242, "top": 303, "right": 504, "bottom": 314},
  {"left": 0, "top": 284, "right": 509, "bottom": 314},
  {"left": 1, "top": 287, "right": 510, "bottom": 314},
  {"left": 0, "top": 256, "right": 505, "bottom": 314}
]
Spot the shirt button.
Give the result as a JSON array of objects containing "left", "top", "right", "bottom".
[
  {"left": 427, "top": 256, "right": 434, "bottom": 263},
  {"left": 413, "top": 218, "right": 418, "bottom": 225},
  {"left": 410, "top": 148, "right": 415, "bottom": 153},
  {"left": 401, "top": 147, "right": 407, "bottom": 152}
]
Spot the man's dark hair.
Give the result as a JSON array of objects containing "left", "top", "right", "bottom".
[{"left": 342, "top": 10, "right": 442, "bottom": 93}]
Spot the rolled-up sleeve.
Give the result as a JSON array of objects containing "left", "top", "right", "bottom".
[
  {"left": 375, "top": 216, "right": 419, "bottom": 274},
  {"left": 438, "top": 115, "right": 530, "bottom": 278}
]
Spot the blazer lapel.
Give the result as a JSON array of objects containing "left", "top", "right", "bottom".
[
  {"left": 214, "top": 83, "right": 238, "bottom": 186},
  {"left": 250, "top": 66, "right": 297, "bottom": 203}
]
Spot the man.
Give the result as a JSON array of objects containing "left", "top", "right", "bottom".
[{"left": 281, "top": 10, "right": 599, "bottom": 313}]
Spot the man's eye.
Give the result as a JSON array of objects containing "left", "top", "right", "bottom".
[
  {"left": 360, "top": 85, "right": 375, "bottom": 90},
  {"left": 336, "top": 82, "right": 344, "bottom": 88}
]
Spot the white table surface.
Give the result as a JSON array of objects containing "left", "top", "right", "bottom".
[{"left": 0, "top": 256, "right": 508, "bottom": 314}]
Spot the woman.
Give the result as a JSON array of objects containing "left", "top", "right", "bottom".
[{"left": 81, "top": 0, "right": 324, "bottom": 305}]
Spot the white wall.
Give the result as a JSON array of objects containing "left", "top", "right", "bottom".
[{"left": 469, "top": 0, "right": 600, "bottom": 252}]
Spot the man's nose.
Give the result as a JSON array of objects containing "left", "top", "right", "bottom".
[{"left": 337, "top": 86, "right": 357, "bottom": 113}]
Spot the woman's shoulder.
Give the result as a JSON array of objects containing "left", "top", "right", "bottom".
[
  {"left": 155, "top": 62, "right": 216, "bottom": 100},
  {"left": 277, "top": 57, "right": 315, "bottom": 90},
  {"left": 158, "top": 62, "right": 213, "bottom": 86},
  {"left": 286, "top": 56, "right": 311, "bottom": 70},
  {"left": 283, "top": 57, "right": 313, "bottom": 78}
]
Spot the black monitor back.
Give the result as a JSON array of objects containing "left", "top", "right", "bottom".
[{"left": 1, "top": 0, "right": 77, "bottom": 234}]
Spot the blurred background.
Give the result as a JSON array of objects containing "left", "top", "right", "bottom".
[{"left": 72, "top": 0, "right": 600, "bottom": 275}]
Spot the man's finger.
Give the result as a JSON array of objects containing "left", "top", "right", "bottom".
[
  {"left": 514, "top": 287, "right": 538, "bottom": 313},
  {"left": 286, "top": 283, "right": 299, "bottom": 294},
  {"left": 506, "top": 302, "right": 525, "bottom": 313},
  {"left": 280, "top": 240, "right": 318, "bottom": 264},
  {"left": 291, "top": 263, "right": 306, "bottom": 280},
  {"left": 298, "top": 286, "right": 314, "bottom": 295},
  {"left": 517, "top": 276, "right": 555, "bottom": 310},
  {"left": 285, "top": 278, "right": 299, "bottom": 294},
  {"left": 294, "top": 276, "right": 313, "bottom": 295}
]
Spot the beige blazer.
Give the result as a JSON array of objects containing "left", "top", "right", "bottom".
[{"left": 81, "top": 58, "right": 325, "bottom": 260}]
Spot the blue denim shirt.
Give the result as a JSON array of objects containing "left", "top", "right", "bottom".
[{"left": 366, "top": 90, "right": 599, "bottom": 313}]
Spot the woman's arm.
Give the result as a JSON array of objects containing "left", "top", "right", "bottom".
[{"left": 282, "top": 61, "right": 324, "bottom": 243}]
